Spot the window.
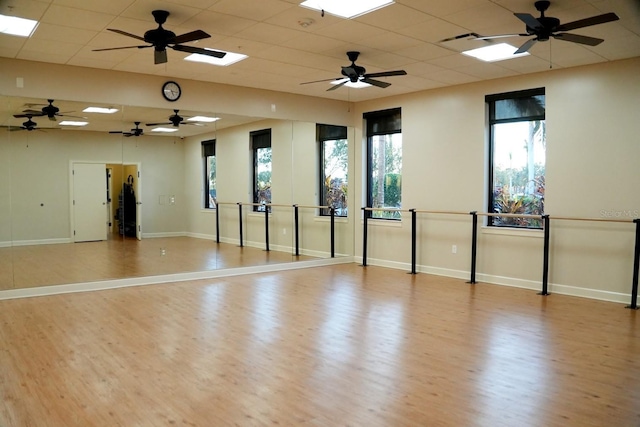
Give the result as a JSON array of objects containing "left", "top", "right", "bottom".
[
  {"left": 202, "top": 139, "right": 216, "bottom": 209},
  {"left": 487, "top": 88, "right": 545, "bottom": 228},
  {"left": 318, "top": 124, "right": 348, "bottom": 217},
  {"left": 251, "top": 129, "right": 272, "bottom": 212},
  {"left": 365, "top": 108, "right": 402, "bottom": 220}
]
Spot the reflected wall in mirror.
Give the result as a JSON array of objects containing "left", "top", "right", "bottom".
[{"left": 1, "top": 95, "right": 355, "bottom": 292}]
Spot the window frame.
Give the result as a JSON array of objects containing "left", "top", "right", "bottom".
[
  {"left": 364, "top": 108, "right": 402, "bottom": 220},
  {"left": 318, "top": 123, "right": 348, "bottom": 217},
  {"left": 250, "top": 129, "right": 272, "bottom": 212},
  {"left": 486, "top": 87, "right": 546, "bottom": 228},
  {"left": 202, "top": 139, "right": 216, "bottom": 209}
]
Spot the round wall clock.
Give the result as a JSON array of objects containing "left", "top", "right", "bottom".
[{"left": 162, "top": 81, "right": 181, "bottom": 102}]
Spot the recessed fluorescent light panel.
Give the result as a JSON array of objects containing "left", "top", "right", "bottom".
[
  {"left": 184, "top": 50, "right": 247, "bottom": 66},
  {"left": 0, "top": 14, "right": 39, "bottom": 37},
  {"left": 461, "top": 43, "right": 529, "bottom": 62},
  {"left": 83, "top": 107, "right": 119, "bottom": 114},
  {"left": 300, "top": 0, "right": 394, "bottom": 19},
  {"left": 331, "top": 79, "right": 371, "bottom": 89},
  {"left": 59, "top": 121, "right": 88, "bottom": 126},
  {"left": 188, "top": 116, "right": 219, "bottom": 122},
  {"left": 151, "top": 127, "right": 179, "bottom": 133}
]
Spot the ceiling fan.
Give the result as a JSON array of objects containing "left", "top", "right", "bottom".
[
  {"left": 5, "top": 115, "right": 39, "bottom": 132},
  {"left": 110, "top": 122, "right": 144, "bottom": 137},
  {"left": 301, "top": 51, "right": 407, "bottom": 91},
  {"left": 14, "top": 99, "right": 85, "bottom": 122},
  {"left": 93, "top": 10, "right": 226, "bottom": 64},
  {"left": 146, "top": 110, "right": 203, "bottom": 128},
  {"left": 474, "top": 1, "right": 619, "bottom": 54}
]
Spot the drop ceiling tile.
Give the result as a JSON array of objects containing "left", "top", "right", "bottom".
[
  {"left": 263, "top": 6, "right": 343, "bottom": 32},
  {"left": 399, "top": 0, "right": 492, "bottom": 17},
  {"left": 40, "top": 4, "right": 116, "bottom": 31},
  {"left": 210, "top": 36, "right": 272, "bottom": 56},
  {"left": 52, "top": 0, "right": 136, "bottom": 15},
  {"left": 396, "top": 42, "right": 455, "bottom": 61},
  {"left": 22, "top": 37, "right": 85, "bottom": 56},
  {"left": 234, "top": 22, "right": 305, "bottom": 45},
  {"left": 280, "top": 32, "right": 351, "bottom": 53},
  {"left": 397, "top": 17, "right": 469, "bottom": 43},
  {"left": 401, "top": 61, "right": 447, "bottom": 77},
  {"left": 353, "top": 3, "right": 434, "bottom": 30},
  {"left": 357, "top": 31, "right": 424, "bottom": 52},
  {"left": 443, "top": 2, "right": 516, "bottom": 30},
  {"left": 454, "top": 62, "right": 520, "bottom": 79},
  {"left": 0, "top": 35, "right": 27, "bottom": 50},
  {"left": 313, "top": 20, "right": 388, "bottom": 44},
  {"left": 117, "top": 0, "right": 202, "bottom": 25},
  {"left": 180, "top": 11, "right": 257, "bottom": 36},
  {"left": 208, "top": 0, "right": 294, "bottom": 21},
  {"left": 428, "top": 52, "right": 482, "bottom": 69},
  {"left": 0, "top": 0, "right": 50, "bottom": 20},
  {"left": 0, "top": 46, "right": 21, "bottom": 58},
  {"left": 425, "top": 69, "right": 480, "bottom": 85},
  {"left": 17, "top": 49, "right": 76, "bottom": 64},
  {"left": 31, "top": 23, "right": 98, "bottom": 45},
  {"left": 255, "top": 45, "right": 342, "bottom": 72}
]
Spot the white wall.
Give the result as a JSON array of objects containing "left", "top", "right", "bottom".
[{"left": 353, "top": 57, "right": 640, "bottom": 302}]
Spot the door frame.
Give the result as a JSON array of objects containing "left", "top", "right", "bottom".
[{"left": 69, "top": 160, "right": 142, "bottom": 242}]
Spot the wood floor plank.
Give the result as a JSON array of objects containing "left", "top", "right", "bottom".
[{"left": 1, "top": 264, "right": 639, "bottom": 426}]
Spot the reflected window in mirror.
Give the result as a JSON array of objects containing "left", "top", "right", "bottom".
[
  {"left": 318, "top": 124, "right": 348, "bottom": 217},
  {"left": 251, "top": 129, "right": 271, "bottom": 212},
  {"left": 202, "top": 139, "right": 217, "bottom": 209},
  {"left": 365, "top": 108, "right": 402, "bottom": 220}
]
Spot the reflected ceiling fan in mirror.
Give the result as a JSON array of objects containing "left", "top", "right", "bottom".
[
  {"left": 6, "top": 115, "right": 39, "bottom": 132},
  {"left": 110, "top": 122, "right": 144, "bottom": 137},
  {"left": 14, "top": 99, "right": 85, "bottom": 122},
  {"left": 473, "top": 1, "right": 619, "bottom": 54},
  {"left": 301, "top": 51, "right": 407, "bottom": 91},
  {"left": 93, "top": 10, "right": 226, "bottom": 64},
  {"left": 146, "top": 110, "right": 204, "bottom": 128}
]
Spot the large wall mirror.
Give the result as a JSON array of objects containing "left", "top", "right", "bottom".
[{"left": 0, "top": 95, "right": 355, "bottom": 292}]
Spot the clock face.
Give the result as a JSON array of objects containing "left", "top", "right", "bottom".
[{"left": 162, "top": 81, "right": 181, "bottom": 102}]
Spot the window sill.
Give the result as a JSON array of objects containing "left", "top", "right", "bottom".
[{"left": 481, "top": 226, "right": 543, "bottom": 238}]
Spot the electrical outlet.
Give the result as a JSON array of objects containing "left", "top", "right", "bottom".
[{"left": 452, "top": 245, "right": 457, "bottom": 254}]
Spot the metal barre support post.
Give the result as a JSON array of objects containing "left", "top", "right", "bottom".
[
  {"left": 626, "top": 218, "right": 640, "bottom": 310},
  {"left": 410, "top": 209, "right": 417, "bottom": 274},
  {"left": 468, "top": 211, "right": 477, "bottom": 284},
  {"left": 330, "top": 207, "right": 335, "bottom": 258},
  {"left": 362, "top": 207, "right": 368, "bottom": 267},
  {"left": 215, "top": 204, "right": 220, "bottom": 244},
  {"left": 264, "top": 207, "right": 269, "bottom": 251},
  {"left": 294, "top": 205, "right": 299, "bottom": 257},
  {"left": 539, "top": 214, "right": 550, "bottom": 296},
  {"left": 237, "top": 203, "right": 243, "bottom": 247}
]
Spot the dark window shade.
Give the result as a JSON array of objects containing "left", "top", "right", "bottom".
[
  {"left": 487, "top": 88, "right": 545, "bottom": 122},
  {"left": 202, "top": 139, "right": 216, "bottom": 157},
  {"left": 251, "top": 129, "right": 271, "bottom": 149},
  {"left": 317, "top": 124, "right": 347, "bottom": 141},
  {"left": 364, "top": 108, "right": 401, "bottom": 136}
]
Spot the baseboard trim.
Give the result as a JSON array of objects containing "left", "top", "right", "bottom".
[
  {"left": 0, "top": 257, "right": 354, "bottom": 301},
  {"left": 353, "top": 256, "right": 636, "bottom": 306},
  {"left": 1, "top": 238, "right": 72, "bottom": 247}
]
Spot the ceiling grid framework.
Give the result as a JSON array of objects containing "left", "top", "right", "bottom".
[{"left": 0, "top": 0, "right": 638, "bottom": 102}]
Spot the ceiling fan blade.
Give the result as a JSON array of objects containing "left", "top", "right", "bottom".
[
  {"left": 109, "top": 131, "right": 124, "bottom": 134},
  {"left": 173, "top": 30, "right": 211, "bottom": 44},
  {"left": 171, "top": 44, "right": 226, "bottom": 58},
  {"left": 556, "top": 12, "right": 619, "bottom": 32},
  {"left": 514, "top": 13, "right": 543, "bottom": 30},
  {"left": 155, "top": 49, "right": 168, "bottom": 64},
  {"left": 300, "top": 77, "right": 344, "bottom": 85},
  {"left": 365, "top": 70, "right": 407, "bottom": 79},
  {"left": 552, "top": 32, "right": 604, "bottom": 46},
  {"left": 145, "top": 122, "right": 172, "bottom": 127},
  {"left": 475, "top": 33, "right": 529, "bottom": 40},
  {"left": 362, "top": 78, "right": 391, "bottom": 89},
  {"left": 92, "top": 45, "right": 150, "bottom": 52},
  {"left": 14, "top": 113, "right": 43, "bottom": 118},
  {"left": 439, "top": 32, "right": 482, "bottom": 42},
  {"left": 515, "top": 38, "right": 537, "bottom": 54},
  {"left": 327, "top": 80, "right": 348, "bottom": 92},
  {"left": 107, "top": 28, "right": 146, "bottom": 42}
]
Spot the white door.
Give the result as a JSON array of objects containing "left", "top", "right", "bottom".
[{"left": 73, "top": 163, "right": 107, "bottom": 242}]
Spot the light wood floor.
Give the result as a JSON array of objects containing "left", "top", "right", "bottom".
[
  {"left": 0, "top": 236, "right": 315, "bottom": 290},
  {"left": 1, "top": 264, "right": 639, "bottom": 426}
]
